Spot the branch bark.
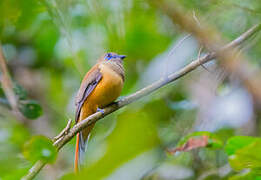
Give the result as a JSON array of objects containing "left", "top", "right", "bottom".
[{"left": 21, "top": 23, "right": 261, "bottom": 180}]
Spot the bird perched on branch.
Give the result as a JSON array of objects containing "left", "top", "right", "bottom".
[{"left": 74, "top": 52, "right": 126, "bottom": 172}]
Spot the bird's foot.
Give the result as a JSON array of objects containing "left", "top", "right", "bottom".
[{"left": 97, "top": 107, "right": 105, "bottom": 115}]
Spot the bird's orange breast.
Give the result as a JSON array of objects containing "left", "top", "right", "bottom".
[
  {"left": 80, "top": 63, "right": 124, "bottom": 119},
  {"left": 90, "top": 64, "right": 123, "bottom": 106}
]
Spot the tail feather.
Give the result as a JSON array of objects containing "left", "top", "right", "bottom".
[
  {"left": 74, "top": 133, "right": 80, "bottom": 172},
  {"left": 74, "top": 131, "right": 91, "bottom": 173}
]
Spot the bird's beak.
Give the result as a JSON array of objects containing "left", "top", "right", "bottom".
[{"left": 118, "top": 55, "right": 126, "bottom": 60}]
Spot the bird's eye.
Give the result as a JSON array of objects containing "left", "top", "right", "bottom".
[{"left": 105, "top": 53, "right": 112, "bottom": 60}]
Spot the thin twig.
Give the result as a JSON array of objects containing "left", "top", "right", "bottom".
[
  {"left": 197, "top": 46, "right": 210, "bottom": 72},
  {"left": 21, "top": 23, "right": 261, "bottom": 180},
  {"left": 193, "top": 10, "right": 201, "bottom": 27},
  {"left": 53, "top": 119, "right": 73, "bottom": 141},
  {"left": 192, "top": 11, "right": 210, "bottom": 73}
]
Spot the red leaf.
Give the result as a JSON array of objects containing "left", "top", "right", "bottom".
[{"left": 167, "top": 135, "right": 208, "bottom": 154}]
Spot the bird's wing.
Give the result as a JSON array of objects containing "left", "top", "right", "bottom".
[{"left": 75, "top": 64, "right": 102, "bottom": 123}]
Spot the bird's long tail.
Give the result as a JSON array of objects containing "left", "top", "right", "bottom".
[
  {"left": 74, "top": 133, "right": 81, "bottom": 172},
  {"left": 74, "top": 124, "right": 95, "bottom": 173}
]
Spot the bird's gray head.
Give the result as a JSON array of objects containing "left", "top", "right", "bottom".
[{"left": 99, "top": 52, "right": 126, "bottom": 81}]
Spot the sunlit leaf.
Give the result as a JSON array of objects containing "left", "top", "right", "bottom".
[
  {"left": 225, "top": 136, "right": 258, "bottom": 156},
  {"left": 23, "top": 136, "right": 57, "bottom": 163},
  {"left": 225, "top": 136, "right": 261, "bottom": 177},
  {"left": 19, "top": 100, "right": 43, "bottom": 119},
  {"left": 228, "top": 140, "right": 261, "bottom": 171}
]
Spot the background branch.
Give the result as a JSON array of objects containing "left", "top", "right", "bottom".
[
  {"left": 153, "top": 0, "right": 261, "bottom": 103},
  {"left": 0, "top": 44, "right": 27, "bottom": 124},
  {"left": 22, "top": 23, "right": 261, "bottom": 180}
]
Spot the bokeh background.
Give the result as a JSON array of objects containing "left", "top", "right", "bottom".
[{"left": 0, "top": 0, "right": 261, "bottom": 179}]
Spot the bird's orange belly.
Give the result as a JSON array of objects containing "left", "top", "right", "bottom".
[{"left": 87, "top": 72, "right": 123, "bottom": 108}]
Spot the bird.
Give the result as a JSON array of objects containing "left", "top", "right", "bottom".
[{"left": 74, "top": 52, "right": 126, "bottom": 172}]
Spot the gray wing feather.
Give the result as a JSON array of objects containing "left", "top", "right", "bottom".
[{"left": 75, "top": 68, "right": 102, "bottom": 123}]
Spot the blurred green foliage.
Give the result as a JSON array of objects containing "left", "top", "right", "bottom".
[
  {"left": 225, "top": 136, "right": 261, "bottom": 179},
  {"left": 0, "top": 0, "right": 261, "bottom": 179},
  {"left": 19, "top": 100, "right": 43, "bottom": 119},
  {"left": 225, "top": 136, "right": 258, "bottom": 156},
  {"left": 13, "top": 83, "right": 28, "bottom": 100},
  {"left": 23, "top": 136, "right": 57, "bottom": 163}
]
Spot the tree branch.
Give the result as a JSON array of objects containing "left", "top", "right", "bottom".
[
  {"left": 153, "top": 0, "right": 261, "bottom": 103},
  {"left": 22, "top": 24, "right": 261, "bottom": 180},
  {"left": 0, "top": 44, "right": 27, "bottom": 124}
]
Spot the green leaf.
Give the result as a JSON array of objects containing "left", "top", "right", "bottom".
[
  {"left": 225, "top": 136, "right": 261, "bottom": 174},
  {"left": 13, "top": 83, "right": 28, "bottom": 100},
  {"left": 19, "top": 100, "right": 43, "bottom": 119},
  {"left": 23, "top": 136, "right": 57, "bottom": 163},
  {"left": 228, "top": 140, "right": 261, "bottom": 171},
  {"left": 225, "top": 136, "right": 258, "bottom": 156}
]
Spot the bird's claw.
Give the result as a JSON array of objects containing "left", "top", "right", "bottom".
[{"left": 97, "top": 107, "right": 105, "bottom": 115}]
